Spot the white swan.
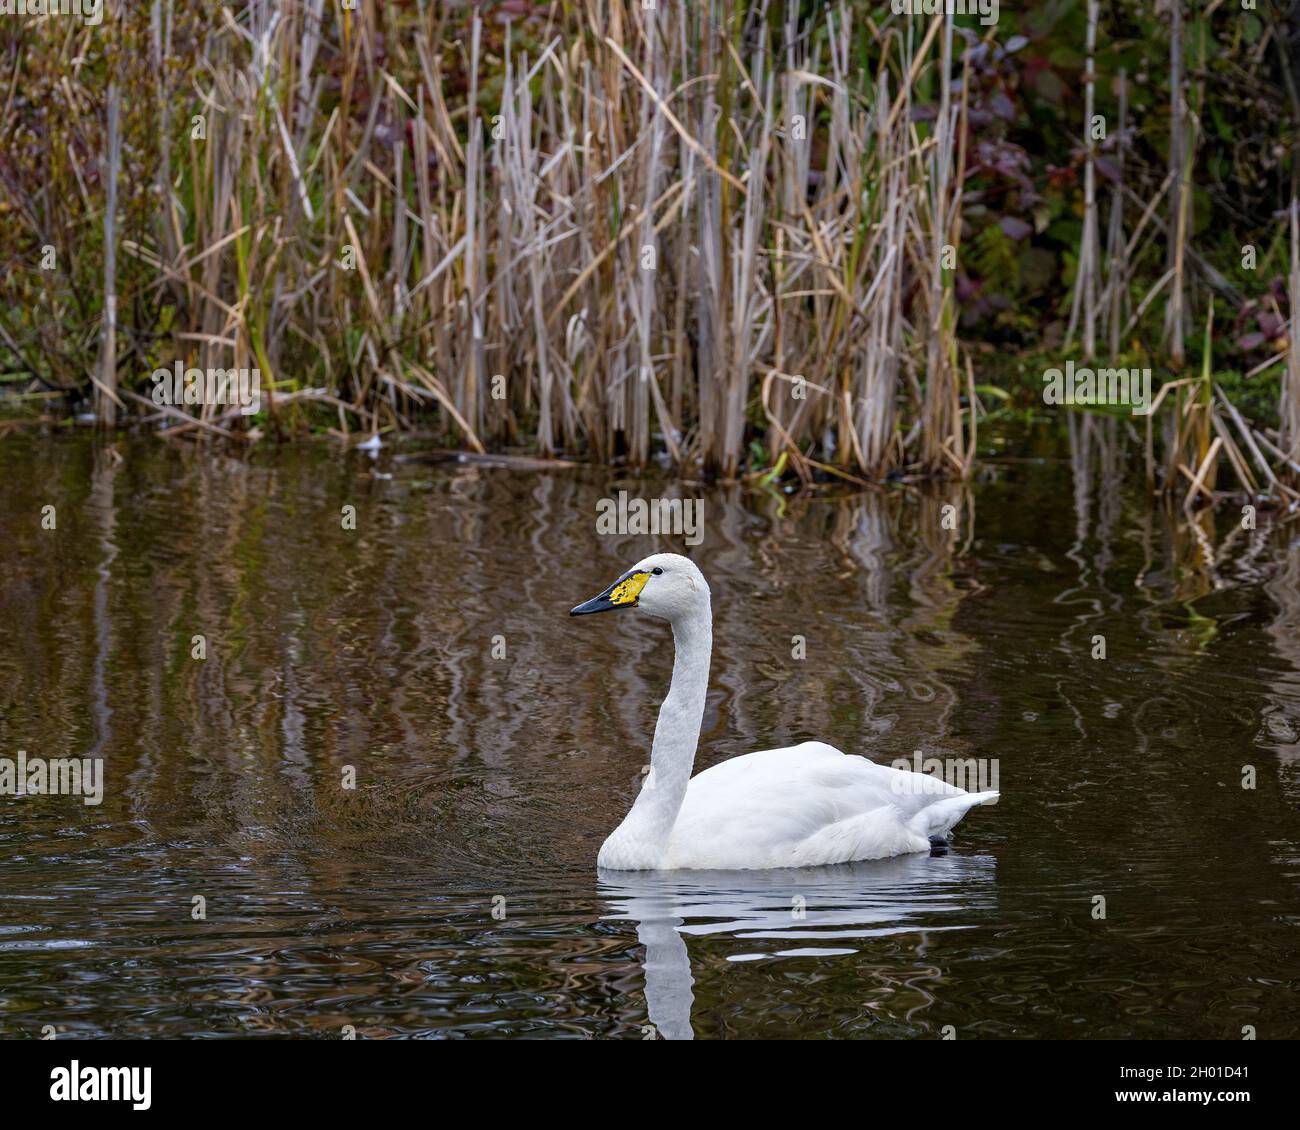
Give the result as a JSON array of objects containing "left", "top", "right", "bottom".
[{"left": 571, "top": 553, "right": 998, "bottom": 870}]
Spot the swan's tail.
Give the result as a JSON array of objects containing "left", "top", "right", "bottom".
[{"left": 909, "top": 790, "right": 998, "bottom": 840}]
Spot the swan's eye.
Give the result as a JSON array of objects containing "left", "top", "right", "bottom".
[{"left": 652, "top": 567, "right": 663, "bottom": 575}]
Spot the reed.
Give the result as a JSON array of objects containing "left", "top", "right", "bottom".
[
  {"left": 0, "top": 1, "right": 983, "bottom": 480},
  {"left": 0, "top": 1, "right": 1295, "bottom": 499},
  {"left": 1283, "top": 198, "right": 1300, "bottom": 471}
]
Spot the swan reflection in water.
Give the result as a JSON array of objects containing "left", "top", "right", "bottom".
[{"left": 599, "top": 851, "right": 997, "bottom": 1040}]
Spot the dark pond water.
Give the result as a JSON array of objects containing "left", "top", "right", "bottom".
[{"left": 0, "top": 424, "right": 1297, "bottom": 1039}]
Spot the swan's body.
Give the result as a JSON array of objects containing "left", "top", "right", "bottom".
[
  {"left": 608, "top": 740, "right": 994, "bottom": 870},
  {"left": 571, "top": 553, "right": 997, "bottom": 871}
]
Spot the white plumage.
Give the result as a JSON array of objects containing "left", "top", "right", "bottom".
[{"left": 571, "top": 553, "right": 997, "bottom": 871}]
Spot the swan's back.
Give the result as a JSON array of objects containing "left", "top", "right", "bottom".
[{"left": 665, "top": 741, "right": 996, "bottom": 870}]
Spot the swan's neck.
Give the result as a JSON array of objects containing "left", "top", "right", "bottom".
[{"left": 605, "top": 602, "right": 711, "bottom": 868}]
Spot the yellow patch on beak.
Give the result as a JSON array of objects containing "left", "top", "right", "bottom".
[{"left": 609, "top": 571, "right": 650, "bottom": 606}]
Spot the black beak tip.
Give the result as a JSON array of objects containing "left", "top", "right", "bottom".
[{"left": 570, "top": 594, "right": 621, "bottom": 616}]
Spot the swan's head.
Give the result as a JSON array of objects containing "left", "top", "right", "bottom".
[{"left": 570, "top": 552, "right": 709, "bottom": 623}]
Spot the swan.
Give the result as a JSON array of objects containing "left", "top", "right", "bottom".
[{"left": 571, "top": 553, "right": 998, "bottom": 870}]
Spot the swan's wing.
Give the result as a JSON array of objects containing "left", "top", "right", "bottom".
[{"left": 668, "top": 741, "right": 993, "bottom": 869}]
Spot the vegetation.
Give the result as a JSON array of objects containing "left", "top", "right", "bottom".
[{"left": 1, "top": 1, "right": 1298, "bottom": 500}]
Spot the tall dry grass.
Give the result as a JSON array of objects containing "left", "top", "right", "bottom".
[{"left": 0, "top": 0, "right": 975, "bottom": 480}]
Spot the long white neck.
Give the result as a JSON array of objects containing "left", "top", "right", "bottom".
[{"left": 600, "top": 597, "right": 712, "bottom": 869}]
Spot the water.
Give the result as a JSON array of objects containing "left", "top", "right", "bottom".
[{"left": 0, "top": 426, "right": 1297, "bottom": 1039}]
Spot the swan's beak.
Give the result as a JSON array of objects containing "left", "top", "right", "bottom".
[{"left": 570, "top": 569, "right": 650, "bottom": 616}]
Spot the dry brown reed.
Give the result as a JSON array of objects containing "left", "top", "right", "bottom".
[{"left": 0, "top": 1, "right": 976, "bottom": 481}]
